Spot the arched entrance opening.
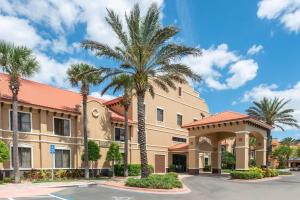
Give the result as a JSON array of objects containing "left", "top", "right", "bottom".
[{"left": 182, "top": 111, "right": 272, "bottom": 175}]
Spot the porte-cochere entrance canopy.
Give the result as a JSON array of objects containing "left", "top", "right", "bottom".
[{"left": 182, "top": 111, "right": 273, "bottom": 175}]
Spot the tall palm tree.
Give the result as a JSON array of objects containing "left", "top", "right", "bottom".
[
  {"left": 67, "top": 63, "right": 102, "bottom": 179},
  {"left": 81, "top": 3, "right": 201, "bottom": 177},
  {"left": 246, "top": 97, "right": 299, "bottom": 166},
  {"left": 0, "top": 41, "right": 39, "bottom": 183},
  {"left": 281, "top": 137, "right": 296, "bottom": 147},
  {"left": 101, "top": 74, "right": 134, "bottom": 177}
]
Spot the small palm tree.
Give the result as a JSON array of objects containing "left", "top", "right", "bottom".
[
  {"left": 101, "top": 74, "right": 134, "bottom": 177},
  {"left": 81, "top": 3, "right": 201, "bottom": 178},
  {"left": 281, "top": 137, "right": 296, "bottom": 147},
  {"left": 246, "top": 97, "right": 299, "bottom": 166},
  {"left": 0, "top": 41, "right": 40, "bottom": 183},
  {"left": 67, "top": 63, "right": 102, "bottom": 179}
]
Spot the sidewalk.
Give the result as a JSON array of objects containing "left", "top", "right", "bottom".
[{"left": 0, "top": 180, "right": 104, "bottom": 198}]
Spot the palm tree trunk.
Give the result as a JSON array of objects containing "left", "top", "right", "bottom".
[
  {"left": 124, "top": 105, "right": 129, "bottom": 177},
  {"left": 137, "top": 92, "right": 148, "bottom": 178},
  {"left": 266, "top": 130, "right": 272, "bottom": 167},
  {"left": 12, "top": 94, "right": 20, "bottom": 183},
  {"left": 82, "top": 88, "right": 89, "bottom": 179}
]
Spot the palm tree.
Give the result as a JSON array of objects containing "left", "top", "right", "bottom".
[
  {"left": 281, "top": 137, "right": 296, "bottom": 147},
  {"left": 81, "top": 3, "right": 201, "bottom": 177},
  {"left": 101, "top": 74, "right": 134, "bottom": 177},
  {"left": 246, "top": 97, "right": 299, "bottom": 166},
  {"left": 67, "top": 63, "right": 102, "bottom": 179},
  {"left": 0, "top": 41, "right": 39, "bottom": 183}
]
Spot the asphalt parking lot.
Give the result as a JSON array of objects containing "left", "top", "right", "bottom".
[{"left": 2, "top": 172, "right": 300, "bottom": 200}]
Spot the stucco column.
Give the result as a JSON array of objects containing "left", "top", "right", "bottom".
[
  {"left": 235, "top": 131, "right": 249, "bottom": 170},
  {"left": 188, "top": 136, "right": 199, "bottom": 175},
  {"left": 211, "top": 141, "right": 221, "bottom": 174},
  {"left": 256, "top": 137, "right": 267, "bottom": 167}
]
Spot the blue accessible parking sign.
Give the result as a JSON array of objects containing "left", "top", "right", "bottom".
[{"left": 50, "top": 144, "right": 55, "bottom": 154}]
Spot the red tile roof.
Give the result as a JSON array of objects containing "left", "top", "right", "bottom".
[
  {"left": 104, "top": 96, "right": 123, "bottom": 106},
  {"left": 168, "top": 143, "right": 188, "bottom": 152},
  {"left": 182, "top": 111, "right": 272, "bottom": 129},
  {"left": 0, "top": 73, "right": 106, "bottom": 113},
  {"left": 110, "top": 110, "right": 133, "bottom": 123}
]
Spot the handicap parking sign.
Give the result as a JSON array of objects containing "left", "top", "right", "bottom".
[{"left": 50, "top": 144, "right": 55, "bottom": 154}]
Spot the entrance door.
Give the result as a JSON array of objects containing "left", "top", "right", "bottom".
[
  {"left": 155, "top": 154, "right": 166, "bottom": 173},
  {"left": 172, "top": 154, "right": 187, "bottom": 173}
]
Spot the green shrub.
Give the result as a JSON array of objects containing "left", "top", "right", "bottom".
[
  {"left": 166, "top": 172, "right": 178, "bottom": 178},
  {"left": 169, "top": 164, "right": 175, "bottom": 172},
  {"left": 126, "top": 173, "right": 182, "bottom": 189},
  {"left": 3, "top": 177, "right": 13, "bottom": 183},
  {"left": 249, "top": 159, "right": 256, "bottom": 167},
  {"left": 114, "top": 164, "right": 154, "bottom": 176},
  {"left": 278, "top": 171, "right": 292, "bottom": 175},
  {"left": 230, "top": 171, "right": 263, "bottom": 179},
  {"left": 263, "top": 168, "right": 279, "bottom": 177},
  {"left": 249, "top": 167, "right": 264, "bottom": 175},
  {"left": 203, "top": 165, "right": 211, "bottom": 172},
  {"left": 55, "top": 169, "right": 67, "bottom": 179}
]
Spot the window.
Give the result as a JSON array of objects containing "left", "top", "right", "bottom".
[
  {"left": 55, "top": 149, "right": 70, "bottom": 168},
  {"left": 10, "top": 111, "right": 31, "bottom": 132},
  {"left": 157, "top": 108, "right": 164, "bottom": 122},
  {"left": 205, "top": 157, "right": 209, "bottom": 166},
  {"left": 178, "top": 87, "right": 182, "bottom": 96},
  {"left": 54, "top": 118, "right": 70, "bottom": 136},
  {"left": 115, "top": 127, "right": 125, "bottom": 142},
  {"left": 172, "top": 137, "right": 187, "bottom": 143},
  {"left": 193, "top": 118, "right": 198, "bottom": 122},
  {"left": 177, "top": 114, "right": 183, "bottom": 126},
  {"left": 11, "top": 146, "right": 32, "bottom": 168}
]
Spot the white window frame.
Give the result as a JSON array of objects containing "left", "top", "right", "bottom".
[
  {"left": 114, "top": 127, "right": 125, "bottom": 142},
  {"left": 53, "top": 116, "right": 71, "bottom": 137},
  {"left": 8, "top": 109, "right": 32, "bottom": 133},
  {"left": 156, "top": 107, "right": 164, "bottom": 123},
  {"left": 10, "top": 143, "right": 33, "bottom": 170},
  {"left": 54, "top": 146, "right": 71, "bottom": 169},
  {"left": 176, "top": 113, "right": 183, "bottom": 127}
]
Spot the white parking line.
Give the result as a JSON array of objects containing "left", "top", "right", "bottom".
[
  {"left": 7, "top": 198, "right": 15, "bottom": 200},
  {"left": 48, "top": 194, "right": 69, "bottom": 200}
]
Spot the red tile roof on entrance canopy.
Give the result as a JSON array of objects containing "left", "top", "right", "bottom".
[
  {"left": 168, "top": 143, "right": 189, "bottom": 152},
  {"left": 182, "top": 111, "right": 272, "bottom": 129},
  {"left": 0, "top": 73, "right": 106, "bottom": 114}
]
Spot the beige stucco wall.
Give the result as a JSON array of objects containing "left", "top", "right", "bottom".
[{"left": 0, "top": 82, "right": 209, "bottom": 172}]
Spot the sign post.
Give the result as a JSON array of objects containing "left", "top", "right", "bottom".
[{"left": 50, "top": 144, "right": 55, "bottom": 181}]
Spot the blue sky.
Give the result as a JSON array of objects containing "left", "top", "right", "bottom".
[{"left": 0, "top": 0, "right": 300, "bottom": 140}]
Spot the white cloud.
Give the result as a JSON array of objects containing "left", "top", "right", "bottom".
[
  {"left": 52, "top": 37, "right": 73, "bottom": 54},
  {"left": 90, "top": 92, "right": 117, "bottom": 101},
  {"left": 257, "top": 0, "right": 300, "bottom": 33},
  {"left": 0, "top": 15, "right": 47, "bottom": 49},
  {"left": 242, "top": 82, "right": 300, "bottom": 130},
  {"left": 182, "top": 44, "right": 259, "bottom": 90},
  {"left": 32, "top": 53, "right": 81, "bottom": 88},
  {"left": 0, "top": 0, "right": 164, "bottom": 47},
  {"left": 247, "top": 44, "right": 264, "bottom": 55}
]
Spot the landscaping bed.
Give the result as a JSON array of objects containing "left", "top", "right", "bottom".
[
  {"left": 230, "top": 167, "right": 279, "bottom": 180},
  {"left": 125, "top": 172, "right": 182, "bottom": 189}
]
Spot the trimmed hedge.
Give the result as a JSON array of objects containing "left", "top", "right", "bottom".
[
  {"left": 278, "top": 171, "right": 292, "bottom": 175},
  {"left": 114, "top": 164, "right": 154, "bottom": 176},
  {"left": 230, "top": 171, "right": 263, "bottom": 179},
  {"left": 230, "top": 167, "right": 279, "bottom": 179},
  {"left": 126, "top": 172, "right": 182, "bottom": 189}
]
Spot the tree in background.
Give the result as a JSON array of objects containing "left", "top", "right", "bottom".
[
  {"left": 0, "top": 140, "right": 9, "bottom": 163},
  {"left": 221, "top": 151, "right": 236, "bottom": 169},
  {"left": 106, "top": 142, "right": 122, "bottom": 177},
  {"left": 246, "top": 97, "right": 299, "bottom": 166},
  {"left": 249, "top": 137, "right": 256, "bottom": 167},
  {"left": 281, "top": 137, "right": 296, "bottom": 147},
  {"left": 82, "top": 140, "right": 101, "bottom": 177},
  {"left": 67, "top": 63, "right": 102, "bottom": 179},
  {"left": 273, "top": 145, "right": 293, "bottom": 169},
  {"left": 81, "top": 3, "right": 201, "bottom": 178},
  {"left": 101, "top": 74, "right": 134, "bottom": 177},
  {"left": 0, "top": 41, "right": 40, "bottom": 183}
]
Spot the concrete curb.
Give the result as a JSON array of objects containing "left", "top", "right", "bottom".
[
  {"left": 98, "top": 182, "right": 191, "bottom": 194},
  {"left": 37, "top": 182, "right": 99, "bottom": 188},
  {"left": 228, "top": 176, "right": 281, "bottom": 183}
]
